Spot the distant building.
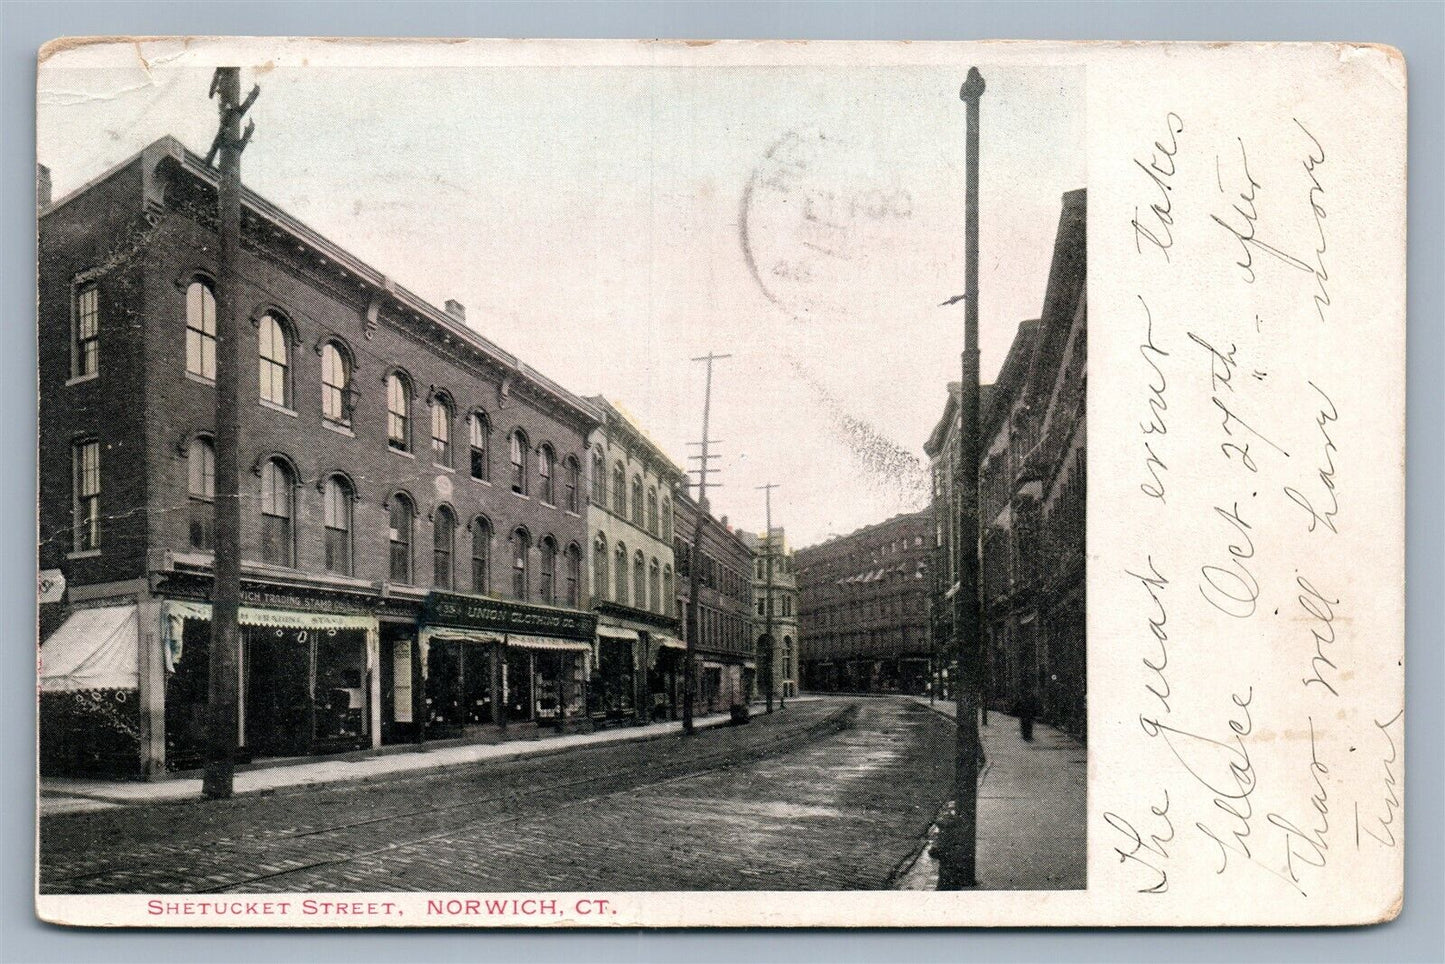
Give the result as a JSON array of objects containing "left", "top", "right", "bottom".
[
  {"left": 584, "top": 396, "right": 686, "bottom": 724},
  {"left": 924, "top": 188, "right": 1086, "bottom": 738},
  {"left": 673, "top": 492, "right": 756, "bottom": 712},
  {"left": 795, "top": 510, "right": 933, "bottom": 695},
  {"left": 736, "top": 527, "right": 798, "bottom": 700}
]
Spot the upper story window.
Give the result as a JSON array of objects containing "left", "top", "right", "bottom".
[
  {"left": 257, "top": 314, "right": 290, "bottom": 408},
  {"left": 321, "top": 341, "right": 352, "bottom": 426},
  {"left": 539, "top": 535, "right": 557, "bottom": 605},
  {"left": 593, "top": 533, "right": 609, "bottom": 602},
  {"left": 469, "top": 412, "right": 491, "bottom": 481},
  {"left": 72, "top": 439, "right": 100, "bottom": 552},
  {"left": 633, "top": 550, "right": 646, "bottom": 611},
  {"left": 631, "top": 476, "right": 644, "bottom": 527},
  {"left": 386, "top": 372, "right": 411, "bottom": 452},
  {"left": 389, "top": 494, "right": 414, "bottom": 583},
  {"left": 323, "top": 475, "right": 353, "bottom": 576},
  {"left": 613, "top": 542, "right": 628, "bottom": 605},
  {"left": 185, "top": 280, "right": 216, "bottom": 381},
  {"left": 661, "top": 496, "right": 673, "bottom": 543},
  {"left": 647, "top": 487, "right": 659, "bottom": 536},
  {"left": 433, "top": 504, "right": 455, "bottom": 589},
  {"left": 259, "top": 457, "right": 294, "bottom": 567},
  {"left": 610, "top": 463, "right": 626, "bottom": 516},
  {"left": 511, "top": 527, "right": 530, "bottom": 600},
  {"left": 565, "top": 543, "right": 581, "bottom": 607},
  {"left": 662, "top": 565, "right": 673, "bottom": 610},
  {"left": 564, "top": 456, "right": 580, "bottom": 513},
  {"left": 431, "top": 393, "right": 453, "bottom": 466},
  {"left": 510, "top": 430, "right": 529, "bottom": 495},
  {"left": 538, "top": 444, "right": 555, "bottom": 505},
  {"left": 71, "top": 282, "right": 100, "bottom": 380},
  {"left": 649, "top": 558, "right": 661, "bottom": 614},
  {"left": 783, "top": 595, "right": 793, "bottom": 617},
  {"left": 471, "top": 516, "right": 493, "bottom": 594},
  {"left": 187, "top": 436, "right": 215, "bottom": 551},
  {"left": 590, "top": 449, "right": 606, "bottom": 505}
]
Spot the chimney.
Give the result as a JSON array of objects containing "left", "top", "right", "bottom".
[
  {"left": 720, "top": 515, "right": 729, "bottom": 530},
  {"left": 36, "top": 164, "right": 52, "bottom": 211},
  {"left": 444, "top": 299, "right": 466, "bottom": 323}
]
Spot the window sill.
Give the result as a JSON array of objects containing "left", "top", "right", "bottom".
[
  {"left": 389, "top": 446, "right": 416, "bottom": 460},
  {"left": 185, "top": 371, "right": 216, "bottom": 388},
  {"left": 433, "top": 463, "right": 456, "bottom": 474},
  {"left": 66, "top": 372, "right": 99, "bottom": 388},
  {"left": 511, "top": 492, "right": 531, "bottom": 500},
  {"left": 259, "top": 399, "right": 298, "bottom": 418},
  {"left": 66, "top": 549, "right": 101, "bottom": 560},
  {"left": 470, "top": 476, "right": 493, "bottom": 487},
  {"left": 323, "top": 420, "right": 355, "bottom": 438}
]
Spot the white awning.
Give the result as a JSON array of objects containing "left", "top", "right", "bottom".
[
  {"left": 653, "top": 635, "right": 687, "bottom": 650},
  {"left": 165, "top": 599, "right": 374, "bottom": 632},
  {"left": 507, "top": 634, "right": 593, "bottom": 653},
  {"left": 40, "top": 605, "right": 138, "bottom": 692},
  {"left": 421, "top": 626, "right": 503, "bottom": 647},
  {"left": 596, "top": 625, "right": 640, "bottom": 642}
]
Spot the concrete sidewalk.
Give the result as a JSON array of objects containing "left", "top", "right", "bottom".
[
  {"left": 41, "top": 697, "right": 822, "bottom": 817},
  {"left": 897, "top": 696, "right": 1087, "bottom": 890}
]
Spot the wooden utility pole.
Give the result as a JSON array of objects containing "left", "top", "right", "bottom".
[
  {"left": 757, "top": 482, "right": 778, "bottom": 714},
  {"left": 937, "top": 66, "right": 985, "bottom": 889},
  {"left": 682, "top": 352, "right": 729, "bottom": 735},
  {"left": 203, "top": 68, "right": 258, "bottom": 800}
]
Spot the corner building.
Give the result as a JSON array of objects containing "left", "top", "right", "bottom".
[
  {"left": 38, "top": 137, "right": 600, "bottom": 777},
  {"left": 735, "top": 527, "right": 798, "bottom": 699}
]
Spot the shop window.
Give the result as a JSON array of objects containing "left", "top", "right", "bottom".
[
  {"left": 258, "top": 313, "right": 290, "bottom": 408},
  {"left": 511, "top": 528, "right": 531, "bottom": 599},
  {"left": 539, "top": 535, "right": 557, "bottom": 604},
  {"left": 471, "top": 516, "right": 492, "bottom": 594},
  {"left": 321, "top": 341, "right": 352, "bottom": 425},
  {"left": 72, "top": 281, "right": 100, "bottom": 379},
  {"left": 187, "top": 435, "right": 215, "bottom": 551},
  {"left": 323, "top": 475, "right": 353, "bottom": 576},
  {"left": 469, "top": 412, "right": 490, "bottom": 481},
  {"left": 184, "top": 279, "right": 215, "bottom": 381},
  {"left": 538, "top": 444, "right": 555, "bottom": 504},
  {"left": 389, "top": 494, "right": 413, "bottom": 583},
  {"left": 433, "top": 505, "right": 455, "bottom": 589},
  {"left": 431, "top": 393, "right": 453, "bottom": 466},
  {"left": 387, "top": 372, "right": 411, "bottom": 452},
  {"left": 564, "top": 456, "right": 580, "bottom": 513},
  {"left": 260, "top": 458, "right": 294, "bottom": 567},
  {"left": 71, "top": 439, "right": 100, "bottom": 552},
  {"left": 565, "top": 543, "right": 581, "bottom": 607},
  {"left": 510, "top": 430, "right": 529, "bottom": 495}
]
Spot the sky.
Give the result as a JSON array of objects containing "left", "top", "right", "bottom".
[{"left": 39, "top": 48, "right": 1083, "bottom": 548}]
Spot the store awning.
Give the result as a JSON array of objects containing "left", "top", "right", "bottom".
[
  {"left": 653, "top": 635, "right": 687, "bottom": 650},
  {"left": 165, "top": 599, "right": 375, "bottom": 632},
  {"left": 507, "top": 634, "right": 593, "bottom": 653},
  {"left": 40, "top": 605, "right": 138, "bottom": 692},
  {"left": 421, "top": 626, "right": 502, "bottom": 647},
  {"left": 596, "top": 625, "right": 640, "bottom": 642}
]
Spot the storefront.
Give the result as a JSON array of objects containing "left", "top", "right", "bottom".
[
  {"left": 646, "top": 634, "right": 686, "bottom": 722},
  {"left": 594, "top": 626, "right": 637, "bottom": 723},
  {"left": 421, "top": 591, "right": 595, "bottom": 738},
  {"left": 590, "top": 603, "right": 685, "bottom": 726},
  {"left": 39, "top": 603, "right": 144, "bottom": 778}
]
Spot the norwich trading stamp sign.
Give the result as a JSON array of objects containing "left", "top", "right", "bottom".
[{"left": 35, "top": 37, "right": 1405, "bottom": 929}]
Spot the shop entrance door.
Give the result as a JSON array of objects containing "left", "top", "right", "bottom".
[
  {"left": 244, "top": 628, "right": 311, "bottom": 759},
  {"left": 379, "top": 623, "right": 418, "bottom": 745}
]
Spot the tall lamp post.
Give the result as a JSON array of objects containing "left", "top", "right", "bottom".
[{"left": 936, "top": 66, "right": 985, "bottom": 890}]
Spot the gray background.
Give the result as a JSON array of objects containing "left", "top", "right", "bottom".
[{"left": 4, "top": 2, "right": 1440, "bottom": 962}]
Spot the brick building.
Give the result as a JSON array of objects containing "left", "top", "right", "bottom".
[
  {"left": 736, "top": 527, "right": 798, "bottom": 700},
  {"left": 37, "top": 136, "right": 602, "bottom": 777},
  {"left": 795, "top": 510, "right": 932, "bottom": 695},
  {"left": 584, "top": 396, "right": 686, "bottom": 724},
  {"left": 924, "top": 188, "right": 1086, "bottom": 738},
  {"left": 673, "top": 492, "right": 756, "bottom": 712}
]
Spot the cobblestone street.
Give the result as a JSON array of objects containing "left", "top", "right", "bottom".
[{"left": 41, "top": 697, "right": 955, "bottom": 893}]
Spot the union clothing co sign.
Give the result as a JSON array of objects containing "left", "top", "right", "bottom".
[{"left": 423, "top": 591, "right": 597, "bottom": 641}]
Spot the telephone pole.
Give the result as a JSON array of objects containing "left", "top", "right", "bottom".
[
  {"left": 203, "top": 68, "right": 258, "bottom": 800},
  {"left": 936, "top": 66, "right": 985, "bottom": 889},
  {"left": 757, "top": 482, "right": 779, "bottom": 714},
  {"left": 683, "top": 352, "right": 730, "bottom": 735}
]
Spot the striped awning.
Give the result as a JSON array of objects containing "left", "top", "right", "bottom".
[
  {"left": 596, "top": 625, "right": 640, "bottom": 643},
  {"left": 507, "top": 634, "right": 592, "bottom": 653},
  {"left": 40, "top": 605, "right": 138, "bottom": 692},
  {"left": 653, "top": 635, "right": 687, "bottom": 650}
]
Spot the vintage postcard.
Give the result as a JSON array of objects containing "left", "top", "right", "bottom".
[{"left": 35, "top": 37, "right": 1405, "bottom": 927}]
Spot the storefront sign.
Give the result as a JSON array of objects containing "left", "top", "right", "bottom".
[{"left": 424, "top": 591, "right": 596, "bottom": 641}]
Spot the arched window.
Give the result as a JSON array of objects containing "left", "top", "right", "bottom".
[
  {"left": 433, "top": 505, "right": 455, "bottom": 589},
  {"left": 631, "top": 476, "right": 644, "bottom": 526},
  {"left": 431, "top": 393, "right": 453, "bottom": 466},
  {"left": 649, "top": 558, "right": 661, "bottom": 614},
  {"left": 389, "top": 494, "right": 413, "bottom": 583},
  {"left": 386, "top": 372, "right": 410, "bottom": 452},
  {"left": 612, "top": 462, "right": 626, "bottom": 516},
  {"left": 661, "top": 496, "right": 673, "bottom": 542},
  {"left": 321, "top": 341, "right": 352, "bottom": 425},
  {"left": 511, "top": 527, "right": 531, "bottom": 599},
  {"left": 647, "top": 487, "right": 659, "bottom": 535},
  {"left": 185, "top": 279, "right": 216, "bottom": 380},
  {"left": 564, "top": 456, "right": 580, "bottom": 513},
  {"left": 538, "top": 444, "right": 555, "bottom": 504},
  {"left": 258, "top": 314, "right": 290, "bottom": 407},
  {"left": 614, "top": 542, "right": 628, "bottom": 605},
  {"left": 590, "top": 449, "right": 606, "bottom": 505},
  {"left": 565, "top": 543, "right": 581, "bottom": 607},
  {"left": 323, "top": 474, "right": 353, "bottom": 576},
  {"left": 510, "top": 430, "right": 529, "bottom": 495},
  {"left": 469, "top": 412, "right": 491, "bottom": 481},
  {"left": 782, "top": 594, "right": 792, "bottom": 617},
  {"left": 593, "top": 533, "right": 609, "bottom": 602},
  {"left": 662, "top": 565, "right": 674, "bottom": 611},
  {"left": 187, "top": 435, "right": 215, "bottom": 551},
  {"left": 260, "top": 457, "right": 294, "bottom": 566},
  {"left": 471, "top": 516, "right": 492, "bottom": 594},
  {"left": 633, "top": 550, "right": 646, "bottom": 611},
  {"left": 539, "top": 536, "right": 557, "bottom": 604}
]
